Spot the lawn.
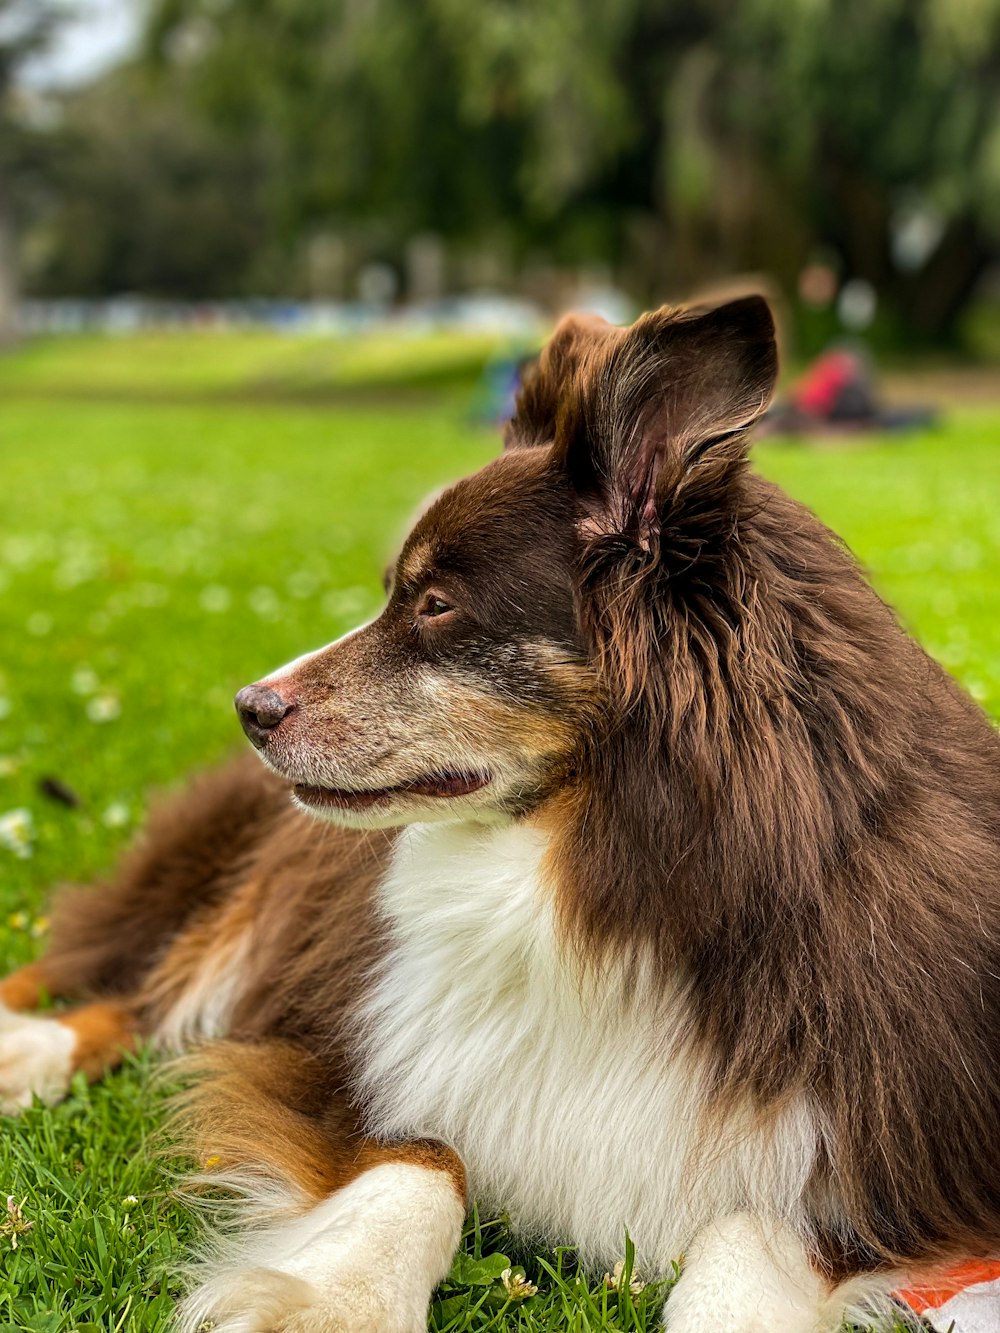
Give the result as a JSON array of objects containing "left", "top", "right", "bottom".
[{"left": 1, "top": 332, "right": 1000, "bottom": 1330}]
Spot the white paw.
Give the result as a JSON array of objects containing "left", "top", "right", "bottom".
[
  {"left": 0, "top": 1008, "right": 76, "bottom": 1114},
  {"left": 178, "top": 1162, "right": 463, "bottom": 1333},
  {"left": 662, "top": 1215, "right": 832, "bottom": 1333},
  {"left": 180, "top": 1263, "right": 428, "bottom": 1333}
]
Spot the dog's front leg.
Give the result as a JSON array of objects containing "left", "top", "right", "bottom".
[
  {"left": 662, "top": 1214, "right": 839, "bottom": 1333},
  {"left": 180, "top": 1141, "right": 465, "bottom": 1333}
]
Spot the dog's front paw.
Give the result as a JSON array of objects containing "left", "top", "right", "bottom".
[
  {"left": 278, "top": 1282, "right": 429, "bottom": 1333},
  {"left": 0, "top": 1009, "right": 75, "bottom": 1114},
  {"left": 662, "top": 1215, "right": 834, "bottom": 1333},
  {"left": 178, "top": 1162, "right": 463, "bottom": 1333},
  {"left": 179, "top": 1263, "right": 429, "bottom": 1333}
]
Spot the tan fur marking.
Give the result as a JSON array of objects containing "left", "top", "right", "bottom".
[
  {"left": 59, "top": 1001, "right": 137, "bottom": 1080},
  {"left": 140, "top": 877, "right": 259, "bottom": 1030},
  {"left": 359, "top": 1137, "right": 467, "bottom": 1206},
  {"left": 171, "top": 1041, "right": 465, "bottom": 1206},
  {"left": 171, "top": 1042, "right": 355, "bottom": 1200},
  {"left": 438, "top": 648, "right": 601, "bottom": 771},
  {"left": 398, "top": 538, "right": 434, "bottom": 588},
  {"left": 0, "top": 961, "right": 56, "bottom": 1012},
  {"left": 526, "top": 641, "right": 603, "bottom": 706},
  {"left": 447, "top": 687, "right": 579, "bottom": 760}
]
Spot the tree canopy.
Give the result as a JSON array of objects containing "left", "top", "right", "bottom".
[{"left": 10, "top": 0, "right": 1000, "bottom": 342}]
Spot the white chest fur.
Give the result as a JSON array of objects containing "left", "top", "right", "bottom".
[{"left": 357, "top": 820, "right": 817, "bottom": 1272}]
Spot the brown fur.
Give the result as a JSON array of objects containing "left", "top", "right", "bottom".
[
  {"left": 0, "top": 960, "right": 61, "bottom": 1011},
  {"left": 59, "top": 1001, "right": 137, "bottom": 1080},
  {"left": 8, "top": 294, "right": 1000, "bottom": 1298},
  {"left": 41, "top": 754, "right": 288, "bottom": 1003},
  {"left": 36, "top": 761, "right": 393, "bottom": 1062},
  {"left": 510, "top": 298, "right": 1000, "bottom": 1277},
  {"left": 170, "top": 1041, "right": 464, "bottom": 1199},
  {"left": 138, "top": 873, "right": 263, "bottom": 1030}
]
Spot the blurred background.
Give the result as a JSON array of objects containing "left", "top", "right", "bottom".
[{"left": 3, "top": 0, "right": 1000, "bottom": 356}]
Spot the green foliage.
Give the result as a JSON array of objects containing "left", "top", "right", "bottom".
[
  {"left": 0, "top": 1, "right": 62, "bottom": 319},
  {"left": 432, "top": 1218, "right": 674, "bottom": 1330},
  {"left": 0, "top": 2, "right": 62, "bottom": 218},
  {"left": 0, "top": 332, "right": 999, "bottom": 1326},
  {"left": 9, "top": 0, "right": 1000, "bottom": 339},
  {"left": 707, "top": 0, "right": 1000, "bottom": 337},
  {"left": 24, "top": 70, "right": 274, "bottom": 300},
  {"left": 0, "top": 1, "right": 59, "bottom": 92}
]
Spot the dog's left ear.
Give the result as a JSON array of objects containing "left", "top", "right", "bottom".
[
  {"left": 559, "top": 295, "right": 778, "bottom": 542},
  {"left": 503, "top": 311, "right": 612, "bottom": 450}
]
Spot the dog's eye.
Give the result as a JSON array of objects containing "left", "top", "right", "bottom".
[{"left": 417, "top": 592, "right": 454, "bottom": 620}]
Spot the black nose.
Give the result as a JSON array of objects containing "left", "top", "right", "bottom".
[{"left": 235, "top": 683, "right": 295, "bottom": 748}]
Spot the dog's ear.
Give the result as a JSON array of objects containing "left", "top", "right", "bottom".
[
  {"left": 503, "top": 311, "right": 612, "bottom": 451},
  {"left": 558, "top": 295, "right": 778, "bottom": 543}
]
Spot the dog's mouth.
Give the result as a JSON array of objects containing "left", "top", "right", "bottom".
[{"left": 293, "top": 769, "right": 491, "bottom": 812}]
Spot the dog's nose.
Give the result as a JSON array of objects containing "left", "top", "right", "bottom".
[{"left": 235, "top": 684, "right": 295, "bottom": 748}]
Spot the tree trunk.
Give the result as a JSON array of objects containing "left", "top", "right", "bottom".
[
  {"left": 895, "top": 215, "right": 992, "bottom": 344},
  {"left": 0, "top": 191, "right": 19, "bottom": 347},
  {"left": 825, "top": 153, "right": 993, "bottom": 344}
]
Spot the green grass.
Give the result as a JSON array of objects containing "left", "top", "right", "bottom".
[
  {"left": 0, "top": 328, "right": 517, "bottom": 401},
  {"left": 1, "top": 332, "right": 999, "bottom": 1329}
]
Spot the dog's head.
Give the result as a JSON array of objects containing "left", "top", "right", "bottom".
[{"left": 235, "top": 295, "right": 778, "bottom": 828}]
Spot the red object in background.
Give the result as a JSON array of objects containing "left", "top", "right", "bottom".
[
  {"left": 759, "top": 343, "right": 938, "bottom": 437},
  {"left": 794, "top": 350, "right": 864, "bottom": 417}
]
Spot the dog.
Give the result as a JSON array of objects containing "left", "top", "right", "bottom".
[{"left": 3, "top": 294, "right": 1000, "bottom": 1333}]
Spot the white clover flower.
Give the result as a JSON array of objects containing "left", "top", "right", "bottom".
[
  {"left": 500, "top": 1268, "right": 537, "bottom": 1301},
  {"left": 53, "top": 545, "right": 102, "bottom": 589},
  {"left": 26, "top": 613, "right": 52, "bottom": 636},
  {"left": 248, "top": 586, "right": 280, "bottom": 619},
  {"left": 134, "top": 583, "right": 168, "bottom": 607},
  {"left": 199, "top": 584, "right": 231, "bottom": 614},
  {"left": 2, "top": 1196, "right": 33, "bottom": 1249},
  {"left": 604, "top": 1258, "right": 647, "bottom": 1296},
  {"left": 4, "top": 536, "right": 36, "bottom": 568},
  {"left": 102, "top": 802, "right": 130, "bottom": 829},
  {"left": 322, "top": 586, "right": 371, "bottom": 621},
  {"left": 71, "top": 666, "right": 100, "bottom": 696},
  {"left": 86, "top": 694, "right": 121, "bottom": 723},
  {"left": 0, "top": 810, "right": 34, "bottom": 860},
  {"left": 286, "top": 569, "right": 319, "bottom": 599}
]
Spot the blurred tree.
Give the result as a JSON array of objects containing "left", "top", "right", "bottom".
[
  {"left": 707, "top": 0, "right": 1000, "bottom": 340},
  {"left": 143, "top": 0, "right": 533, "bottom": 274},
  {"left": 0, "top": 0, "right": 61, "bottom": 342},
  {"left": 17, "top": 0, "right": 1000, "bottom": 341},
  {"left": 138, "top": 0, "right": 726, "bottom": 292},
  {"left": 28, "top": 70, "right": 274, "bottom": 298}
]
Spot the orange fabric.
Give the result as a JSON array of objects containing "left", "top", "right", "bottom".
[{"left": 897, "top": 1261, "right": 1000, "bottom": 1313}]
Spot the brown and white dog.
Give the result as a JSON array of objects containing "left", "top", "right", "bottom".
[{"left": 3, "top": 294, "right": 1000, "bottom": 1333}]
